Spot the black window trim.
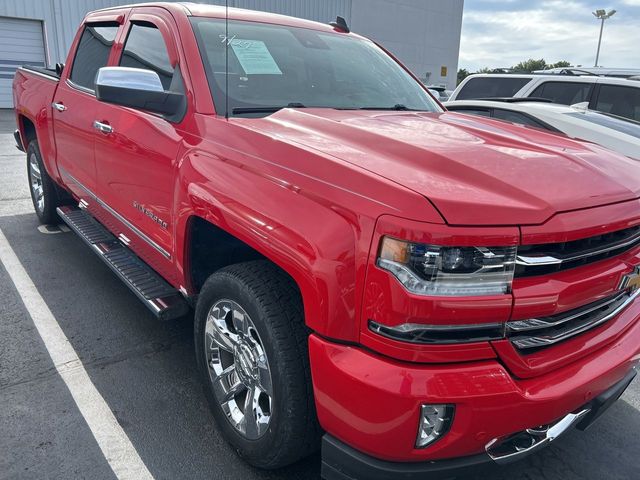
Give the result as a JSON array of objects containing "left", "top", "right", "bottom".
[
  {"left": 118, "top": 20, "right": 176, "bottom": 80},
  {"left": 68, "top": 21, "right": 121, "bottom": 95}
]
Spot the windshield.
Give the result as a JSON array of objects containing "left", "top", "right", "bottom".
[
  {"left": 565, "top": 111, "right": 640, "bottom": 139},
  {"left": 190, "top": 18, "right": 440, "bottom": 117}
]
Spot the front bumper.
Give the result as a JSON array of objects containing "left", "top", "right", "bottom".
[
  {"left": 310, "top": 307, "right": 640, "bottom": 468},
  {"left": 320, "top": 369, "right": 637, "bottom": 480}
]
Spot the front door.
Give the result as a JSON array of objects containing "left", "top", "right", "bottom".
[{"left": 93, "top": 9, "right": 187, "bottom": 284}]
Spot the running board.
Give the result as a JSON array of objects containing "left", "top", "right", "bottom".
[{"left": 57, "top": 205, "right": 189, "bottom": 321}]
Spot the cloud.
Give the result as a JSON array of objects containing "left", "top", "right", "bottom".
[{"left": 460, "top": 0, "right": 640, "bottom": 71}]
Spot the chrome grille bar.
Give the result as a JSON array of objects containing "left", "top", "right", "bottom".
[
  {"left": 509, "top": 288, "right": 640, "bottom": 350},
  {"left": 507, "top": 291, "right": 628, "bottom": 333},
  {"left": 516, "top": 229, "right": 640, "bottom": 267}
]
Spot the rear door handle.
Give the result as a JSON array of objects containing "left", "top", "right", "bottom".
[
  {"left": 93, "top": 120, "right": 113, "bottom": 134},
  {"left": 52, "top": 102, "right": 66, "bottom": 112}
]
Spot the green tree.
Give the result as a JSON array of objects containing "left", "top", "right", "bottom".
[
  {"left": 550, "top": 60, "right": 571, "bottom": 69},
  {"left": 457, "top": 68, "right": 471, "bottom": 85},
  {"left": 512, "top": 58, "right": 548, "bottom": 73}
]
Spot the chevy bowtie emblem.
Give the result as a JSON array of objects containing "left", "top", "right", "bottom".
[{"left": 619, "top": 266, "right": 640, "bottom": 291}]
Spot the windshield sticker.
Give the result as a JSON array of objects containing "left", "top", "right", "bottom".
[{"left": 229, "top": 39, "right": 282, "bottom": 75}]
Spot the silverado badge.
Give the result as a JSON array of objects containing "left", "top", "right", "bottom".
[{"left": 133, "top": 201, "right": 168, "bottom": 230}]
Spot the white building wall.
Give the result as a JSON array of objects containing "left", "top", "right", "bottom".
[
  {"left": 0, "top": 0, "right": 462, "bottom": 91},
  {"left": 350, "top": 0, "right": 464, "bottom": 89}
]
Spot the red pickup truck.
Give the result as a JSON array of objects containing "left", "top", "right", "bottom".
[{"left": 12, "top": 3, "right": 640, "bottom": 479}]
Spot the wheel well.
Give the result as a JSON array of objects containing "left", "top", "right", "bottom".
[
  {"left": 188, "top": 217, "right": 270, "bottom": 292},
  {"left": 20, "top": 116, "right": 36, "bottom": 145}
]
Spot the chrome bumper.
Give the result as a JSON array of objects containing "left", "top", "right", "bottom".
[
  {"left": 485, "top": 409, "right": 590, "bottom": 465},
  {"left": 486, "top": 367, "right": 637, "bottom": 465}
]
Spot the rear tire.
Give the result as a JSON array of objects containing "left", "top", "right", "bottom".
[
  {"left": 194, "top": 261, "right": 320, "bottom": 469},
  {"left": 26, "top": 140, "right": 61, "bottom": 225}
]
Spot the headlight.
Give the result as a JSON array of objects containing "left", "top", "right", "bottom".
[{"left": 377, "top": 237, "right": 516, "bottom": 296}]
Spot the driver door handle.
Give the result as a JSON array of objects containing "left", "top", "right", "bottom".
[
  {"left": 93, "top": 120, "right": 113, "bottom": 134},
  {"left": 52, "top": 102, "right": 66, "bottom": 112}
]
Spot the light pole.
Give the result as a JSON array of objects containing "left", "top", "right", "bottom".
[{"left": 593, "top": 9, "right": 617, "bottom": 67}]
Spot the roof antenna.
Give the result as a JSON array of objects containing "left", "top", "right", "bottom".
[
  {"left": 225, "top": 0, "right": 229, "bottom": 119},
  {"left": 329, "top": 16, "right": 350, "bottom": 33}
]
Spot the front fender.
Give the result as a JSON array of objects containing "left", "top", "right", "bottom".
[{"left": 174, "top": 148, "right": 367, "bottom": 341}]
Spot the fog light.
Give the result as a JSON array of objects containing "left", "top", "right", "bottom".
[{"left": 416, "top": 404, "right": 455, "bottom": 448}]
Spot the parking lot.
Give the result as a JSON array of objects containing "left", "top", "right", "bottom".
[{"left": 0, "top": 108, "right": 638, "bottom": 479}]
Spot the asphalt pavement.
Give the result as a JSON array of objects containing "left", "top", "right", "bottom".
[{"left": 1, "top": 108, "right": 639, "bottom": 480}]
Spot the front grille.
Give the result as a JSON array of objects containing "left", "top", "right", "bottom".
[
  {"left": 516, "top": 226, "right": 640, "bottom": 277},
  {"left": 507, "top": 289, "right": 639, "bottom": 351}
]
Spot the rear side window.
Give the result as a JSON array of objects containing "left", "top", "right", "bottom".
[
  {"left": 531, "top": 82, "right": 592, "bottom": 105},
  {"left": 456, "top": 77, "right": 531, "bottom": 100},
  {"left": 451, "top": 108, "right": 491, "bottom": 117},
  {"left": 595, "top": 85, "right": 640, "bottom": 122},
  {"left": 70, "top": 23, "right": 119, "bottom": 90},
  {"left": 492, "top": 109, "right": 550, "bottom": 129},
  {"left": 120, "top": 22, "right": 174, "bottom": 90}
]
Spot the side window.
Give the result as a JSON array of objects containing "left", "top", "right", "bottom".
[
  {"left": 492, "top": 109, "right": 549, "bottom": 129},
  {"left": 456, "top": 77, "right": 531, "bottom": 100},
  {"left": 531, "top": 82, "right": 592, "bottom": 105},
  {"left": 450, "top": 108, "right": 492, "bottom": 117},
  {"left": 595, "top": 85, "right": 640, "bottom": 122},
  {"left": 70, "top": 23, "right": 119, "bottom": 90},
  {"left": 120, "top": 22, "right": 175, "bottom": 90}
]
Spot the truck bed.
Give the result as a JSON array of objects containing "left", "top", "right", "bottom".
[{"left": 13, "top": 66, "right": 60, "bottom": 183}]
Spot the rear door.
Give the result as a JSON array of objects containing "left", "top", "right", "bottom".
[
  {"left": 54, "top": 17, "right": 122, "bottom": 199},
  {"left": 92, "top": 8, "right": 189, "bottom": 284},
  {"left": 591, "top": 83, "right": 640, "bottom": 123}
]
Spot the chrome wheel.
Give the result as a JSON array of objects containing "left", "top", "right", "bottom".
[
  {"left": 204, "top": 299, "right": 273, "bottom": 440},
  {"left": 28, "top": 153, "right": 44, "bottom": 213}
]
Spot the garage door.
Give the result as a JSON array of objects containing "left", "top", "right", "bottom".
[{"left": 0, "top": 17, "right": 46, "bottom": 108}]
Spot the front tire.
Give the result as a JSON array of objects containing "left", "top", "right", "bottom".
[
  {"left": 194, "top": 261, "right": 320, "bottom": 469},
  {"left": 26, "top": 140, "right": 61, "bottom": 224}
]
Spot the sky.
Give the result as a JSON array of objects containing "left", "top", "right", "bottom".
[{"left": 460, "top": 0, "right": 640, "bottom": 71}]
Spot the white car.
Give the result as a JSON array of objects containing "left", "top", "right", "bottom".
[
  {"left": 532, "top": 67, "right": 640, "bottom": 78},
  {"left": 449, "top": 74, "right": 640, "bottom": 123},
  {"left": 445, "top": 99, "right": 640, "bottom": 161}
]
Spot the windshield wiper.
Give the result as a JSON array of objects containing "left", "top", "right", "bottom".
[{"left": 232, "top": 103, "right": 306, "bottom": 115}]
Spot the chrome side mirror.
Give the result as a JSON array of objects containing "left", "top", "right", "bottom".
[{"left": 95, "top": 66, "right": 184, "bottom": 116}]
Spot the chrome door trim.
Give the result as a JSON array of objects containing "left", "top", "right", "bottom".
[
  {"left": 17, "top": 67, "right": 59, "bottom": 82},
  {"left": 59, "top": 166, "right": 171, "bottom": 259}
]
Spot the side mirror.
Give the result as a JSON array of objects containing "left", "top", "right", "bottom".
[{"left": 95, "top": 66, "right": 183, "bottom": 116}]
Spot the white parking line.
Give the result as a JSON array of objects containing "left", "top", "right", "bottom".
[{"left": 0, "top": 229, "right": 154, "bottom": 480}]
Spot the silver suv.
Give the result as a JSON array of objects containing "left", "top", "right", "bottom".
[{"left": 449, "top": 74, "right": 640, "bottom": 123}]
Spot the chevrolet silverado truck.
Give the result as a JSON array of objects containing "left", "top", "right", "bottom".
[{"left": 12, "top": 3, "right": 640, "bottom": 479}]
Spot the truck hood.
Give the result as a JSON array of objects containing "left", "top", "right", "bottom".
[{"left": 244, "top": 109, "right": 640, "bottom": 225}]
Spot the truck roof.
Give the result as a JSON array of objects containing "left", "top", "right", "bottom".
[{"left": 92, "top": 1, "right": 348, "bottom": 35}]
